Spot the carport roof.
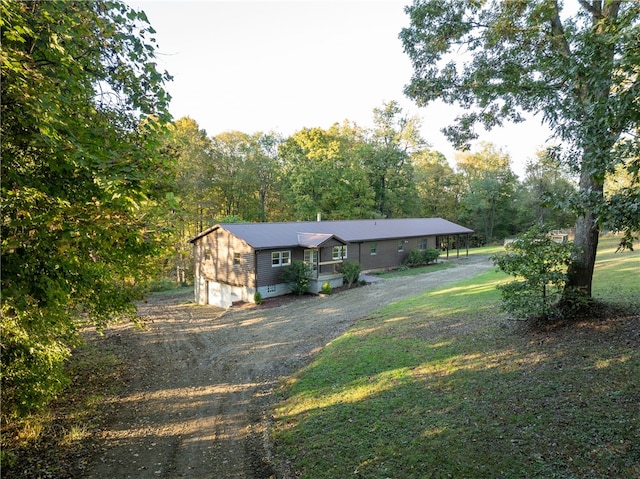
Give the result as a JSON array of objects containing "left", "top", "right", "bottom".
[{"left": 190, "top": 218, "right": 473, "bottom": 250}]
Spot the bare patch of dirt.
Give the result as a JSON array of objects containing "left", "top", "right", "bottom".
[{"left": 4, "top": 256, "right": 494, "bottom": 479}]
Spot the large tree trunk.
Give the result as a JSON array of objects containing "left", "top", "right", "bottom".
[
  {"left": 565, "top": 210, "right": 599, "bottom": 298},
  {"left": 564, "top": 168, "right": 604, "bottom": 301},
  {"left": 563, "top": 1, "right": 619, "bottom": 304}
]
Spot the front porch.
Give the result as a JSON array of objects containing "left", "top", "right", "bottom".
[{"left": 298, "top": 232, "right": 348, "bottom": 295}]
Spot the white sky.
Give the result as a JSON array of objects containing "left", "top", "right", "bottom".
[{"left": 129, "top": 0, "right": 554, "bottom": 178}]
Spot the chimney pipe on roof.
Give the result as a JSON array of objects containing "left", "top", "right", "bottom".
[{"left": 317, "top": 212, "right": 321, "bottom": 222}]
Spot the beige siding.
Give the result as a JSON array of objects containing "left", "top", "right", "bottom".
[{"left": 194, "top": 228, "right": 255, "bottom": 288}]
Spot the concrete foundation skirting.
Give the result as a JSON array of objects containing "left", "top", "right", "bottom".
[{"left": 309, "top": 274, "right": 344, "bottom": 294}]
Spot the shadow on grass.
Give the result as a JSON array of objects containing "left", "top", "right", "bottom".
[{"left": 272, "top": 276, "right": 640, "bottom": 479}]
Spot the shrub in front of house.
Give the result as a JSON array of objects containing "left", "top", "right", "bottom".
[
  {"left": 281, "top": 260, "right": 312, "bottom": 295},
  {"left": 254, "top": 291, "right": 263, "bottom": 304},
  {"left": 405, "top": 247, "right": 440, "bottom": 267},
  {"left": 321, "top": 281, "right": 332, "bottom": 294},
  {"left": 341, "top": 261, "right": 361, "bottom": 288},
  {"left": 405, "top": 248, "right": 424, "bottom": 267},
  {"left": 422, "top": 247, "right": 440, "bottom": 264}
]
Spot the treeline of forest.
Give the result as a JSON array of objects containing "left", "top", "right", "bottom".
[{"left": 161, "top": 101, "right": 583, "bottom": 283}]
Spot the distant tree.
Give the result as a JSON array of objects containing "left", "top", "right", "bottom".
[
  {"left": 401, "top": 0, "right": 640, "bottom": 303},
  {"left": 201, "top": 131, "right": 285, "bottom": 223},
  {"left": 456, "top": 143, "right": 519, "bottom": 243},
  {"left": 160, "top": 117, "right": 214, "bottom": 283},
  {"left": 367, "top": 101, "right": 425, "bottom": 218},
  {"left": 413, "top": 149, "right": 461, "bottom": 220},
  {"left": 248, "top": 132, "right": 283, "bottom": 222},
  {"left": 1, "top": 0, "right": 172, "bottom": 414},
  {"left": 209, "top": 131, "right": 263, "bottom": 220},
  {"left": 166, "top": 117, "right": 215, "bottom": 235},
  {"left": 519, "top": 149, "right": 578, "bottom": 230},
  {"left": 280, "top": 125, "right": 375, "bottom": 220}
]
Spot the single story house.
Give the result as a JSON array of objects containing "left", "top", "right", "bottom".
[{"left": 189, "top": 218, "right": 473, "bottom": 308}]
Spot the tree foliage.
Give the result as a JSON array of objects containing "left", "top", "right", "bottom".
[
  {"left": 280, "top": 124, "right": 375, "bottom": 220},
  {"left": 401, "top": 0, "right": 640, "bottom": 301},
  {"left": 1, "top": 0, "right": 172, "bottom": 415},
  {"left": 249, "top": 131, "right": 284, "bottom": 222},
  {"left": 456, "top": 143, "right": 519, "bottom": 243},
  {"left": 367, "top": 101, "right": 424, "bottom": 217},
  {"left": 164, "top": 117, "right": 215, "bottom": 237},
  {"left": 210, "top": 131, "right": 263, "bottom": 220},
  {"left": 160, "top": 118, "right": 214, "bottom": 283},
  {"left": 413, "top": 149, "right": 461, "bottom": 220},
  {"left": 520, "top": 149, "right": 577, "bottom": 230}
]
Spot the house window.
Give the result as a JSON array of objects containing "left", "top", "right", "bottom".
[
  {"left": 234, "top": 253, "right": 241, "bottom": 264},
  {"left": 419, "top": 239, "right": 428, "bottom": 251},
  {"left": 271, "top": 250, "right": 291, "bottom": 267},
  {"left": 332, "top": 245, "right": 347, "bottom": 260},
  {"left": 370, "top": 242, "right": 377, "bottom": 255},
  {"left": 398, "top": 241, "right": 405, "bottom": 253},
  {"left": 204, "top": 249, "right": 212, "bottom": 261}
]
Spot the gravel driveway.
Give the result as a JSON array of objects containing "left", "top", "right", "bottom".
[{"left": 83, "top": 255, "right": 493, "bottom": 479}]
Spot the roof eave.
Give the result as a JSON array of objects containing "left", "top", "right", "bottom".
[{"left": 188, "top": 224, "right": 221, "bottom": 243}]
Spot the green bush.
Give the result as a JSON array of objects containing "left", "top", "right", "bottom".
[
  {"left": 254, "top": 291, "right": 263, "bottom": 305},
  {"left": 341, "top": 261, "right": 361, "bottom": 288},
  {"left": 405, "top": 247, "right": 440, "bottom": 267},
  {"left": 492, "top": 225, "right": 573, "bottom": 320},
  {"left": 281, "top": 261, "right": 312, "bottom": 295},
  {"left": 405, "top": 248, "right": 423, "bottom": 267},
  {"left": 321, "top": 281, "right": 332, "bottom": 294},
  {"left": 422, "top": 247, "right": 440, "bottom": 264}
]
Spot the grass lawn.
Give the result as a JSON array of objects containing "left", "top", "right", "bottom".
[
  {"left": 370, "top": 261, "right": 453, "bottom": 278},
  {"left": 271, "top": 236, "right": 640, "bottom": 479}
]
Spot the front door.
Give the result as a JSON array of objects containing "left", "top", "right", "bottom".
[{"left": 304, "top": 249, "right": 318, "bottom": 275}]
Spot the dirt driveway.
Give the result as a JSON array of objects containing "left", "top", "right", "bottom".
[{"left": 83, "top": 256, "right": 493, "bottom": 479}]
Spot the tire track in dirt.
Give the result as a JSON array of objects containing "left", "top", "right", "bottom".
[{"left": 83, "top": 256, "right": 494, "bottom": 478}]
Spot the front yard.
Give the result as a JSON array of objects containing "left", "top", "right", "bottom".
[{"left": 271, "top": 237, "right": 640, "bottom": 478}]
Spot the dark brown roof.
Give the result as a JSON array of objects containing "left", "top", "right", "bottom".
[{"left": 190, "top": 218, "right": 473, "bottom": 250}]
